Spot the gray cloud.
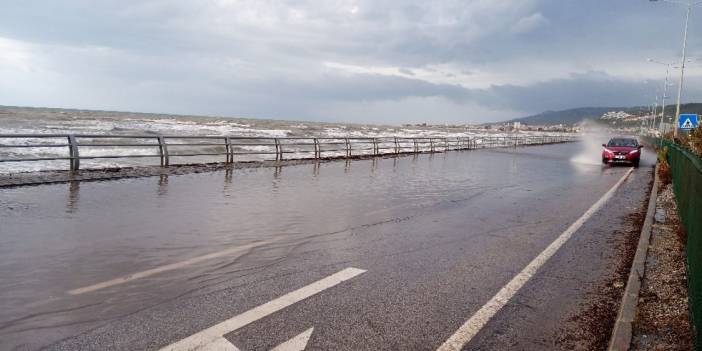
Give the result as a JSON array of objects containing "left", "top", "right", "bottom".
[{"left": 1, "top": 0, "right": 701, "bottom": 123}]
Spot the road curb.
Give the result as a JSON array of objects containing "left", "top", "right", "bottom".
[{"left": 608, "top": 164, "right": 660, "bottom": 351}]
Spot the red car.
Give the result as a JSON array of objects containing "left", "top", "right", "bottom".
[{"left": 602, "top": 137, "right": 642, "bottom": 167}]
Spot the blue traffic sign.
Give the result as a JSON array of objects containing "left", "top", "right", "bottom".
[{"left": 678, "top": 114, "right": 699, "bottom": 130}]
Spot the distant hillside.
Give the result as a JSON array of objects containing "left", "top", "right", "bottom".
[
  {"left": 675, "top": 103, "right": 702, "bottom": 116},
  {"left": 509, "top": 103, "right": 702, "bottom": 126},
  {"left": 508, "top": 107, "right": 630, "bottom": 125}
]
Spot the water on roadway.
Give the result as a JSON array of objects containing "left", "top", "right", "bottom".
[{"left": 0, "top": 141, "right": 655, "bottom": 350}]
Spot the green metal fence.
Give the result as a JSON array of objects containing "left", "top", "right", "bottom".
[{"left": 662, "top": 139, "right": 702, "bottom": 347}]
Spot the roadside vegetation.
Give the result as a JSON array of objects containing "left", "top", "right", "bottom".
[
  {"left": 664, "top": 127, "right": 702, "bottom": 157},
  {"left": 658, "top": 146, "right": 672, "bottom": 185}
]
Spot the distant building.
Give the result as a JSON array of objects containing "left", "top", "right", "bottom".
[{"left": 601, "top": 111, "right": 633, "bottom": 120}]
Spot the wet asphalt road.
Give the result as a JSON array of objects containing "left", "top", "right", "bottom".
[{"left": 0, "top": 141, "right": 655, "bottom": 350}]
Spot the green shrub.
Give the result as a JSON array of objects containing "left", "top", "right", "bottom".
[
  {"left": 690, "top": 127, "right": 702, "bottom": 156},
  {"left": 658, "top": 146, "right": 672, "bottom": 185}
]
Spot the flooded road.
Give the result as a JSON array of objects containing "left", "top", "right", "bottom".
[{"left": 0, "top": 142, "right": 655, "bottom": 350}]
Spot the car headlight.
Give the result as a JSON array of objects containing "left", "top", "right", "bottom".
[
  {"left": 629, "top": 149, "right": 640, "bottom": 154},
  {"left": 604, "top": 148, "right": 614, "bottom": 154}
]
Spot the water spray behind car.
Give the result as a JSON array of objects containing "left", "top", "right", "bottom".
[{"left": 570, "top": 120, "right": 612, "bottom": 166}]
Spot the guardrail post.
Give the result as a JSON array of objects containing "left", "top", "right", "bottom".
[
  {"left": 280, "top": 139, "right": 285, "bottom": 159},
  {"left": 314, "top": 138, "right": 320, "bottom": 159},
  {"left": 157, "top": 136, "right": 169, "bottom": 167},
  {"left": 345, "top": 138, "right": 351, "bottom": 157},
  {"left": 224, "top": 137, "right": 232, "bottom": 163},
  {"left": 444, "top": 137, "right": 449, "bottom": 151},
  {"left": 273, "top": 138, "right": 283, "bottom": 161},
  {"left": 429, "top": 138, "right": 435, "bottom": 153},
  {"left": 373, "top": 138, "right": 379, "bottom": 155},
  {"left": 67, "top": 135, "right": 79, "bottom": 171},
  {"left": 394, "top": 137, "right": 399, "bottom": 154}
]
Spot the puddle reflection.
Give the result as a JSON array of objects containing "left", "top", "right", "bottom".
[
  {"left": 66, "top": 181, "right": 80, "bottom": 214},
  {"left": 157, "top": 174, "right": 169, "bottom": 196}
]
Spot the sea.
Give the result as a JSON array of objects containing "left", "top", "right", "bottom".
[{"left": 0, "top": 106, "right": 561, "bottom": 173}]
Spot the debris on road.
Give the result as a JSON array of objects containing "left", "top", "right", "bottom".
[
  {"left": 632, "top": 183, "right": 693, "bottom": 350},
  {"left": 556, "top": 190, "right": 648, "bottom": 351}
]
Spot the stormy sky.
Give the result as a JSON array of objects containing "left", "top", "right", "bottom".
[{"left": 1, "top": 0, "right": 702, "bottom": 124}]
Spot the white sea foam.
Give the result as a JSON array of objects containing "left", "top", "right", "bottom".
[{"left": 0, "top": 107, "right": 573, "bottom": 173}]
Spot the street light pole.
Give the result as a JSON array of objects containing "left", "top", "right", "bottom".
[
  {"left": 651, "top": 0, "right": 702, "bottom": 137},
  {"left": 661, "top": 67, "right": 670, "bottom": 133},
  {"left": 673, "top": 4, "right": 691, "bottom": 137},
  {"left": 653, "top": 98, "right": 659, "bottom": 130},
  {"left": 647, "top": 58, "right": 681, "bottom": 133}
]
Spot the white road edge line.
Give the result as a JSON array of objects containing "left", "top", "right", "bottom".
[
  {"left": 159, "top": 267, "right": 366, "bottom": 351},
  {"left": 437, "top": 168, "right": 634, "bottom": 351},
  {"left": 68, "top": 239, "right": 277, "bottom": 295}
]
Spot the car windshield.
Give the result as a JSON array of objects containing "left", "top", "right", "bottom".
[{"left": 607, "top": 138, "right": 637, "bottom": 147}]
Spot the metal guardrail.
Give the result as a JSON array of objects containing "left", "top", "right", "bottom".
[{"left": 0, "top": 134, "right": 576, "bottom": 171}]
